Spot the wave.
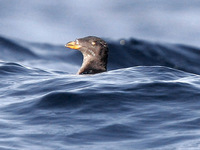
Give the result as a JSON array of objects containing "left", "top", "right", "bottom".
[
  {"left": 1, "top": 35, "right": 200, "bottom": 113},
  {"left": 1, "top": 66, "right": 199, "bottom": 114},
  {"left": 0, "top": 36, "right": 37, "bottom": 61},
  {"left": 1, "top": 35, "right": 200, "bottom": 75},
  {"left": 0, "top": 62, "right": 50, "bottom": 77},
  {"left": 108, "top": 38, "right": 200, "bottom": 74}
]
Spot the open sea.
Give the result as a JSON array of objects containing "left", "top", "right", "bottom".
[{"left": 1, "top": 0, "right": 200, "bottom": 150}]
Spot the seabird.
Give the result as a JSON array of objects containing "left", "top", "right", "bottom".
[{"left": 65, "top": 36, "right": 108, "bottom": 75}]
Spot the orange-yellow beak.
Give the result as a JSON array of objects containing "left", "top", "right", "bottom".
[{"left": 65, "top": 41, "right": 81, "bottom": 50}]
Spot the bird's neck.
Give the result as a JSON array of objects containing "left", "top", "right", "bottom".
[{"left": 77, "top": 54, "right": 106, "bottom": 74}]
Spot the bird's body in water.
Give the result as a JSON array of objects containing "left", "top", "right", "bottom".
[{"left": 65, "top": 36, "right": 108, "bottom": 75}]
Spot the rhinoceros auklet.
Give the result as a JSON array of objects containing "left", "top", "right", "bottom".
[{"left": 65, "top": 36, "right": 108, "bottom": 75}]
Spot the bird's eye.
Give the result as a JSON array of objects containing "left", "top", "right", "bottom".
[
  {"left": 91, "top": 41, "right": 96, "bottom": 45},
  {"left": 75, "top": 39, "right": 79, "bottom": 44}
]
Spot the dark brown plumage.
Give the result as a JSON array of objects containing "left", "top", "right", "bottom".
[{"left": 65, "top": 36, "right": 108, "bottom": 75}]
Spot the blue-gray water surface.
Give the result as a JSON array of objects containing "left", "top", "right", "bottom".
[
  {"left": 1, "top": 1, "right": 200, "bottom": 150},
  {"left": 1, "top": 36, "right": 200, "bottom": 150}
]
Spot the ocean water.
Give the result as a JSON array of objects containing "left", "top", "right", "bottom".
[
  {"left": 1, "top": 1, "right": 200, "bottom": 150},
  {"left": 1, "top": 36, "right": 200, "bottom": 150}
]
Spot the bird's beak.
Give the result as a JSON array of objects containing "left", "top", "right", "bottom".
[{"left": 65, "top": 41, "right": 81, "bottom": 50}]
